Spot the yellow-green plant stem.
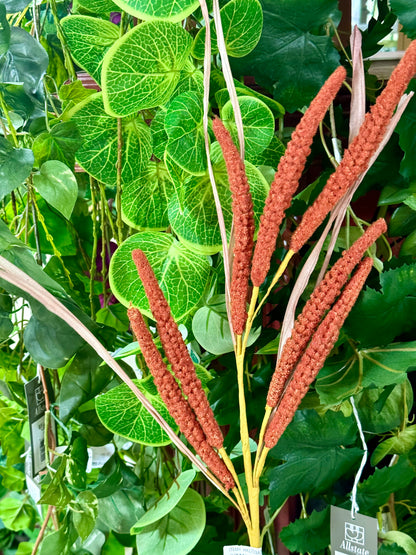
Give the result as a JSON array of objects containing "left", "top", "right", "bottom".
[
  {"left": 89, "top": 178, "right": 99, "bottom": 319},
  {"left": 0, "top": 92, "right": 19, "bottom": 147},
  {"left": 236, "top": 334, "right": 261, "bottom": 547},
  {"left": 97, "top": 181, "right": 117, "bottom": 241},
  {"left": 254, "top": 446, "right": 269, "bottom": 486},
  {"left": 259, "top": 497, "right": 288, "bottom": 546},
  {"left": 219, "top": 447, "right": 249, "bottom": 521},
  {"left": 116, "top": 118, "right": 123, "bottom": 244}
]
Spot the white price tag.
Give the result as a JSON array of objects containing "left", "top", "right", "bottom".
[
  {"left": 223, "top": 547, "right": 262, "bottom": 554},
  {"left": 331, "top": 506, "right": 378, "bottom": 555}
]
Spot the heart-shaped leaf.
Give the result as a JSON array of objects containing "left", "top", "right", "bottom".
[
  {"left": 33, "top": 160, "right": 78, "bottom": 220},
  {"left": 0, "top": 137, "right": 34, "bottom": 200}
]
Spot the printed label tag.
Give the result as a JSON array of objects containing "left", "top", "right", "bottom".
[
  {"left": 223, "top": 547, "right": 262, "bottom": 554},
  {"left": 24, "top": 374, "right": 56, "bottom": 477},
  {"left": 331, "top": 506, "right": 378, "bottom": 555}
]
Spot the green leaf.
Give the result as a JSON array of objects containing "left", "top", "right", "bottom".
[
  {"left": 346, "top": 264, "right": 416, "bottom": 346},
  {"left": 380, "top": 531, "right": 416, "bottom": 555},
  {"left": 135, "top": 488, "right": 205, "bottom": 555},
  {"left": 174, "top": 59, "right": 204, "bottom": 98},
  {"left": 167, "top": 145, "right": 269, "bottom": 254},
  {"left": 371, "top": 425, "right": 416, "bottom": 465},
  {"left": 0, "top": 27, "right": 48, "bottom": 98},
  {"left": 32, "top": 121, "right": 82, "bottom": 170},
  {"left": 389, "top": 205, "right": 416, "bottom": 237},
  {"left": 39, "top": 458, "right": 74, "bottom": 509},
  {"left": 69, "top": 92, "right": 152, "bottom": 185},
  {"left": 165, "top": 91, "right": 206, "bottom": 175},
  {"left": 357, "top": 457, "right": 415, "bottom": 513},
  {"left": 96, "top": 378, "right": 178, "bottom": 446},
  {"left": 0, "top": 466, "right": 25, "bottom": 491},
  {"left": 0, "top": 4, "right": 10, "bottom": 57},
  {"left": 230, "top": 0, "right": 341, "bottom": 112},
  {"left": 280, "top": 507, "right": 330, "bottom": 553},
  {"left": 33, "top": 161, "right": 78, "bottom": 220},
  {"left": 151, "top": 107, "right": 169, "bottom": 160},
  {"left": 72, "top": 490, "right": 98, "bottom": 540},
  {"left": 75, "top": 0, "right": 120, "bottom": 16},
  {"left": 400, "top": 229, "right": 416, "bottom": 257},
  {"left": 396, "top": 84, "right": 416, "bottom": 180},
  {"left": 193, "top": 0, "right": 263, "bottom": 59},
  {"left": 0, "top": 497, "right": 37, "bottom": 531},
  {"left": 101, "top": 21, "right": 192, "bottom": 117},
  {"left": 109, "top": 231, "right": 211, "bottom": 321},
  {"left": 390, "top": 0, "right": 416, "bottom": 39},
  {"left": 192, "top": 295, "right": 260, "bottom": 355},
  {"left": 108, "top": 0, "right": 198, "bottom": 22},
  {"left": 2, "top": 0, "right": 30, "bottom": 13},
  {"left": 97, "top": 486, "right": 145, "bottom": 534},
  {"left": 121, "top": 161, "right": 174, "bottom": 231},
  {"left": 0, "top": 400, "right": 25, "bottom": 465},
  {"left": 0, "top": 137, "right": 34, "bottom": 200},
  {"left": 38, "top": 515, "right": 77, "bottom": 555},
  {"left": 96, "top": 304, "right": 130, "bottom": 333},
  {"left": 67, "top": 437, "right": 88, "bottom": 490},
  {"left": 221, "top": 95, "right": 275, "bottom": 163},
  {"left": 131, "top": 469, "right": 196, "bottom": 532},
  {"left": 61, "top": 16, "right": 119, "bottom": 84},
  {"left": 59, "top": 344, "right": 113, "bottom": 423}
]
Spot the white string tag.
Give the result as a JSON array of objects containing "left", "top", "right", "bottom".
[
  {"left": 223, "top": 547, "right": 262, "bottom": 554},
  {"left": 349, "top": 396, "right": 368, "bottom": 519}
]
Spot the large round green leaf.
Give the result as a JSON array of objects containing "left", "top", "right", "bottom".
[
  {"left": 109, "top": 0, "right": 199, "bottom": 22},
  {"left": 95, "top": 378, "right": 178, "bottom": 446},
  {"left": 221, "top": 95, "right": 275, "bottom": 164},
  {"left": 101, "top": 21, "right": 192, "bottom": 117},
  {"left": 167, "top": 145, "right": 269, "bottom": 254},
  {"left": 121, "top": 161, "right": 174, "bottom": 230},
  {"left": 61, "top": 16, "right": 119, "bottom": 84},
  {"left": 69, "top": 93, "right": 152, "bottom": 185},
  {"left": 165, "top": 91, "right": 206, "bottom": 175},
  {"left": 134, "top": 489, "right": 205, "bottom": 555},
  {"left": 109, "top": 231, "right": 211, "bottom": 321},
  {"left": 192, "top": 0, "right": 263, "bottom": 59}
]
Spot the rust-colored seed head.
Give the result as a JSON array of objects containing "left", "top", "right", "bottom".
[
  {"left": 213, "top": 117, "right": 255, "bottom": 335},
  {"left": 266, "top": 218, "right": 386, "bottom": 407},
  {"left": 131, "top": 249, "right": 224, "bottom": 450},
  {"left": 250, "top": 66, "right": 347, "bottom": 287},
  {"left": 264, "top": 257, "right": 373, "bottom": 449},
  {"left": 127, "top": 307, "right": 234, "bottom": 490},
  {"left": 290, "top": 40, "right": 416, "bottom": 253}
]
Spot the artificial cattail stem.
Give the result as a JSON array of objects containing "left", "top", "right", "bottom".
[
  {"left": 251, "top": 66, "right": 347, "bottom": 287},
  {"left": 290, "top": 40, "right": 416, "bottom": 253},
  {"left": 128, "top": 307, "right": 235, "bottom": 490},
  {"left": 264, "top": 257, "right": 373, "bottom": 449},
  {"left": 266, "top": 218, "right": 386, "bottom": 408},
  {"left": 131, "top": 249, "right": 225, "bottom": 450},
  {"left": 213, "top": 117, "right": 255, "bottom": 336}
]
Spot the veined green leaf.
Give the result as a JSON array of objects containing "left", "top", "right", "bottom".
[
  {"left": 61, "top": 16, "right": 119, "bottom": 84},
  {"left": 109, "top": 231, "right": 210, "bottom": 321},
  {"left": 108, "top": 0, "right": 199, "bottom": 22},
  {"left": 33, "top": 160, "right": 78, "bottom": 220},
  {"left": 69, "top": 93, "right": 152, "bottom": 185},
  {"left": 75, "top": 0, "right": 120, "bottom": 16},
  {"left": 192, "top": 0, "right": 263, "bottom": 59},
  {"left": 101, "top": 21, "right": 192, "bottom": 117},
  {"left": 121, "top": 161, "right": 174, "bottom": 231},
  {"left": 96, "top": 378, "right": 178, "bottom": 446}
]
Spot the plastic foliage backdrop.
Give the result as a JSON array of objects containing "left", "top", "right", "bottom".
[{"left": 0, "top": 0, "right": 416, "bottom": 553}]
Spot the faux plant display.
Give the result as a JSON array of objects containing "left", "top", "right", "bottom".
[{"left": 1, "top": 0, "right": 416, "bottom": 554}]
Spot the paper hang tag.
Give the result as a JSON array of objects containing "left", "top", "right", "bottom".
[
  {"left": 24, "top": 374, "right": 56, "bottom": 477},
  {"left": 331, "top": 506, "right": 378, "bottom": 555},
  {"left": 223, "top": 547, "right": 262, "bottom": 554}
]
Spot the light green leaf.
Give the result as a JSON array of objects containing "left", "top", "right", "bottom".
[
  {"left": 39, "top": 458, "right": 74, "bottom": 509},
  {"left": 192, "top": 295, "right": 260, "bottom": 355},
  {"left": 174, "top": 59, "right": 204, "bottom": 98},
  {"left": 380, "top": 531, "right": 416, "bottom": 555},
  {"left": 193, "top": 0, "right": 262, "bottom": 59},
  {"left": 33, "top": 161, "right": 78, "bottom": 220},
  {"left": 151, "top": 107, "right": 168, "bottom": 160},
  {"left": 101, "top": 21, "right": 192, "bottom": 117},
  {"left": 109, "top": 231, "right": 211, "bottom": 321},
  {"left": 32, "top": 121, "right": 81, "bottom": 169},
  {"left": 96, "top": 378, "right": 178, "bottom": 446},
  {"left": 75, "top": 0, "right": 120, "bottom": 16},
  {"left": 0, "top": 465, "right": 25, "bottom": 491},
  {"left": 109, "top": 0, "right": 198, "bottom": 22},
  {"left": 167, "top": 144, "right": 269, "bottom": 254},
  {"left": 121, "top": 161, "right": 174, "bottom": 231},
  {"left": 69, "top": 93, "right": 152, "bottom": 185},
  {"left": 72, "top": 490, "right": 98, "bottom": 540},
  {"left": 0, "top": 497, "right": 37, "bottom": 531},
  {"left": 61, "top": 16, "right": 119, "bottom": 84},
  {"left": 165, "top": 91, "right": 206, "bottom": 175},
  {"left": 221, "top": 96, "right": 275, "bottom": 164},
  {"left": 135, "top": 489, "right": 205, "bottom": 555},
  {"left": 131, "top": 470, "right": 196, "bottom": 532},
  {"left": 0, "top": 137, "right": 34, "bottom": 200},
  {"left": 371, "top": 425, "right": 416, "bottom": 465}
]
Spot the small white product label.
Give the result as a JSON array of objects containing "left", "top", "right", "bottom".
[
  {"left": 330, "top": 506, "right": 378, "bottom": 555},
  {"left": 223, "top": 547, "right": 262, "bottom": 554}
]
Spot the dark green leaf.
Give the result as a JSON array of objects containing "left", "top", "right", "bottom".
[
  {"left": 67, "top": 436, "right": 88, "bottom": 489},
  {"left": 97, "top": 486, "right": 145, "bottom": 534},
  {"left": 230, "top": 0, "right": 341, "bottom": 112},
  {"left": 32, "top": 122, "right": 81, "bottom": 169},
  {"left": 397, "top": 81, "right": 416, "bottom": 180},
  {"left": 72, "top": 490, "right": 98, "bottom": 540},
  {"left": 33, "top": 161, "right": 78, "bottom": 220},
  {"left": 389, "top": 205, "right": 416, "bottom": 237},
  {"left": 280, "top": 507, "right": 330, "bottom": 553},
  {"left": 0, "top": 137, "right": 34, "bottom": 200},
  {"left": 38, "top": 457, "right": 74, "bottom": 509},
  {"left": 390, "top": 0, "right": 416, "bottom": 38},
  {"left": 0, "top": 4, "right": 10, "bottom": 56}
]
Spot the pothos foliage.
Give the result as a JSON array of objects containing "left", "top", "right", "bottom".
[{"left": 0, "top": 0, "right": 415, "bottom": 554}]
